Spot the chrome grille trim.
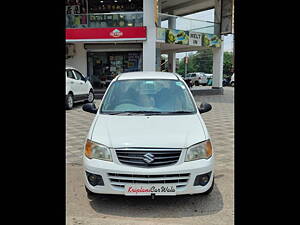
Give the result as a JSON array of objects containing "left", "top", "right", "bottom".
[
  {"left": 115, "top": 148, "right": 182, "bottom": 167},
  {"left": 108, "top": 173, "right": 190, "bottom": 189}
]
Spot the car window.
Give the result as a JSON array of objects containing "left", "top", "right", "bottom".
[
  {"left": 191, "top": 74, "right": 196, "bottom": 77},
  {"left": 100, "top": 79, "right": 197, "bottom": 114},
  {"left": 66, "top": 70, "right": 76, "bottom": 79},
  {"left": 73, "top": 70, "right": 86, "bottom": 81}
]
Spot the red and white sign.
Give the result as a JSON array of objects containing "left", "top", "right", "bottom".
[
  {"left": 109, "top": 29, "right": 123, "bottom": 38},
  {"left": 66, "top": 27, "right": 147, "bottom": 42}
]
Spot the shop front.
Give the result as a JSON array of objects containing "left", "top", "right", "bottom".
[
  {"left": 86, "top": 44, "right": 142, "bottom": 88},
  {"left": 66, "top": 0, "right": 143, "bottom": 29}
]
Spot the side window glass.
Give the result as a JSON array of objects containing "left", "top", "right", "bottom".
[
  {"left": 73, "top": 70, "right": 86, "bottom": 81},
  {"left": 67, "top": 70, "right": 75, "bottom": 79}
]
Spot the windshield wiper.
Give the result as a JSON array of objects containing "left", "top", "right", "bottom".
[
  {"left": 107, "top": 111, "right": 162, "bottom": 115},
  {"left": 162, "top": 111, "right": 194, "bottom": 114}
]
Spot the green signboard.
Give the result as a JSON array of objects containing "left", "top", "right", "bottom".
[
  {"left": 165, "top": 29, "right": 189, "bottom": 45},
  {"left": 202, "top": 34, "right": 222, "bottom": 47},
  {"left": 156, "top": 28, "right": 221, "bottom": 48}
]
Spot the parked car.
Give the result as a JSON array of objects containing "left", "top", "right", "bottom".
[
  {"left": 223, "top": 78, "right": 230, "bottom": 86},
  {"left": 230, "top": 73, "right": 234, "bottom": 86},
  {"left": 82, "top": 71, "right": 215, "bottom": 197},
  {"left": 184, "top": 73, "right": 207, "bottom": 87},
  {"left": 65, "top": 66, "right": 94, "bottom": 109}
]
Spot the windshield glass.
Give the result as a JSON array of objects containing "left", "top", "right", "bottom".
[{"left": 100, "top": 79, "right": 197, "bottom": 114}]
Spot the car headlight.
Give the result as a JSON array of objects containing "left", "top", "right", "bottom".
[
  {"left": 85, "top": 139, "right": 112, "bottom": 161},
  {"left": 185, "top": 140, "right": 213, "bottom": 161}
]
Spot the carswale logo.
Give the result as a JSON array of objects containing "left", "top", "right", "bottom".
[{"left": 109, "top": 29, "right": 123, "bottom": 38}]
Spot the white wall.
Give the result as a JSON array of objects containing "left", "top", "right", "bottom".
[{"left": 66, "top": 43, "right": 87, "bottom": 75}]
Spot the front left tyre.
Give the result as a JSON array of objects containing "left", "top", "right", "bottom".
[
  {"left": 87, "top": 90, "right": 95, "bottom": 103},
  {"left": 66, "top": 93, "right": 74, "bottom": 110}
]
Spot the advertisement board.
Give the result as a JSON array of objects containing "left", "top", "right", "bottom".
[
  {"left": 165, "top": 29, "right": 189, "bottom": 45},
  {"left": 66, "top": 27, "right": 147, "bottom": 42},
  {"left": 202, "top": 34, "right": 222, "bottom": 47}
]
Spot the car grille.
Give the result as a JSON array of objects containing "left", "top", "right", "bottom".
[
  {"left": 115, "top": 148, "right": 182, "bottom": 167},
  {"left": 108, "top": 173, "right": 190, "bottom": 189}
]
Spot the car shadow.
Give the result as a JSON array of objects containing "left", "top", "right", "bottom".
[{"left": 88, "top": 183, "right": 223, "bottom": 218}]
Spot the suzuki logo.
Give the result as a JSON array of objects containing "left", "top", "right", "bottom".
[{"left": 143, "top": 153, "right": 155, "bottom": 164}]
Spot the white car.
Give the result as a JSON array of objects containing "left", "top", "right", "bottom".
[
  {"left": 185, "top": 73, "right": 207, "bottom": 86},
  {"left": 65, "top": 66, "right": 94, "bottom": 109},
  {"left": 82, "top": 72, "right": 214, "bottom": 197},
  {"left": 230, "top": 73, "right": 234, "bottom": 86}
]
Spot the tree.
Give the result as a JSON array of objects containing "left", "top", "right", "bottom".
[
  {"left": 223, "top": 51, "right": 234, "bottom": 78},
  {"left": 176, "top": 50, "right": 233, "bottom": 78}
]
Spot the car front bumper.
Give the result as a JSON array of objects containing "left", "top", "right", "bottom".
[{"left": 83, "top": 155, "right": 214, "bottom": 196}]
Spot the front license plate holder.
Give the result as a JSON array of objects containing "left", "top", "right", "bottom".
[{"left": 124, "top": 184, "right": 176, "bottom": 196}]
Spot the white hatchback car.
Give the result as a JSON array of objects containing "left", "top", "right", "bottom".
[
  {"left": 65, "top": 66, "right": 94, "bottom": 109},
  {"left": 82, "top": 72, "right": 214, "bottom": 197}
]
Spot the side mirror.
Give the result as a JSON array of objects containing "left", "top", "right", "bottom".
[
  {"left": 198, "top": 102, "right": 212, "bottom": 114},
  {"left": 82, "top": 103, "right": 98, "bottom": 114}
]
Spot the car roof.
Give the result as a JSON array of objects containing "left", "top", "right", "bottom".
[
  {"left": 66, "top": 65, "right": 77, "bottom": 70},
  {"left": 117, "top": 72, "right": 179, "bottom": 80}
]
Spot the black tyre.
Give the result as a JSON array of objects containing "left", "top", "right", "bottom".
[
  {"left": 195, "top": 81, "right": 200, "bottom": 86},
  {"left": 87, "top": 90, "right": 95, "bottom": 103},
  {"left": 85, "top": 186, "right": 97, "bottom": 199},
  {"left": 66, "top": 93, "right": 74, "bottom": 110}
]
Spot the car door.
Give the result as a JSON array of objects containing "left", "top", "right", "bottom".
[
  {"left": 73, "top": 69, "right": 89, "bottom": 99},
  {"left": 66, "top": 69, "right": 81, "bottom": 97},
  {"left": 190, "top": 73, "right": 196, "bottom": 83}
]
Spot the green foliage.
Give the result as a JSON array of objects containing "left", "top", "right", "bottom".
[
  {"left": 223, "top": 51, "right": 234, "bottom": 76},
  {"left": 175, "top": 50, "right": 233, "bottom": 77}
]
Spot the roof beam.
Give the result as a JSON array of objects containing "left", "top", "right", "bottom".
[{"left": 162, "top": 0, "right": 214, "bottom": 15}]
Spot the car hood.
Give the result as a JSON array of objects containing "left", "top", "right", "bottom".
[{"left": 91, "top": 114, "right": 208, "bottom": 149}]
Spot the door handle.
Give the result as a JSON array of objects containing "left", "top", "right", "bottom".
[{"left": 70, "top": 81, "right": 74, "bottom": 84}]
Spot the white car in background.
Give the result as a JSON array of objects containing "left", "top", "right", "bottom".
[
  {"left": 185, "top": 72, "right": 208, "bottom": 86},
  {"left": 66, "top": 66, "right": 94, "bottom": 109},
  {"left": 82, "top": 72, "right": 215, "bottom": 197},
  {"left": 230, "top": 73, "right": 235, "bottom": 86}
]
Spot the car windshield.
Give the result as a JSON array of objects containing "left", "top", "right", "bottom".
[{"left": 100, "top": 79, "right": 197, "bottom": 115}]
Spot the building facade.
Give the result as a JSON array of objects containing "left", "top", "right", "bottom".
[{"left": 66, "top": 0, "right": 230, "bottom": 91}]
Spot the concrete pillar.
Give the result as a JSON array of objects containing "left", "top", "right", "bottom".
[
  {"left": 212, "top": 36, "right": 224, "bottom": 88},
  {"left": 143, "top": 0, "right": 156, "bottom": 71},
  {"left": 212, "top": 0, "right": 223, "bottom": 92},
  {"left": 168, "top": 52, "right": 176, "bottom": 72},
  {"left": 214, "top": 0, "right": 221, "bottom": 36},
  {"left": 167, "top": 14, "right": 176, "bottom": 72},
  {"left": 156, "top": 0, "right": 162, "bottom": 71}
]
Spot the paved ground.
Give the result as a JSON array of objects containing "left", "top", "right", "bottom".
[{"left": 66, "top": 87, "right": 234, "bottom": 225}]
